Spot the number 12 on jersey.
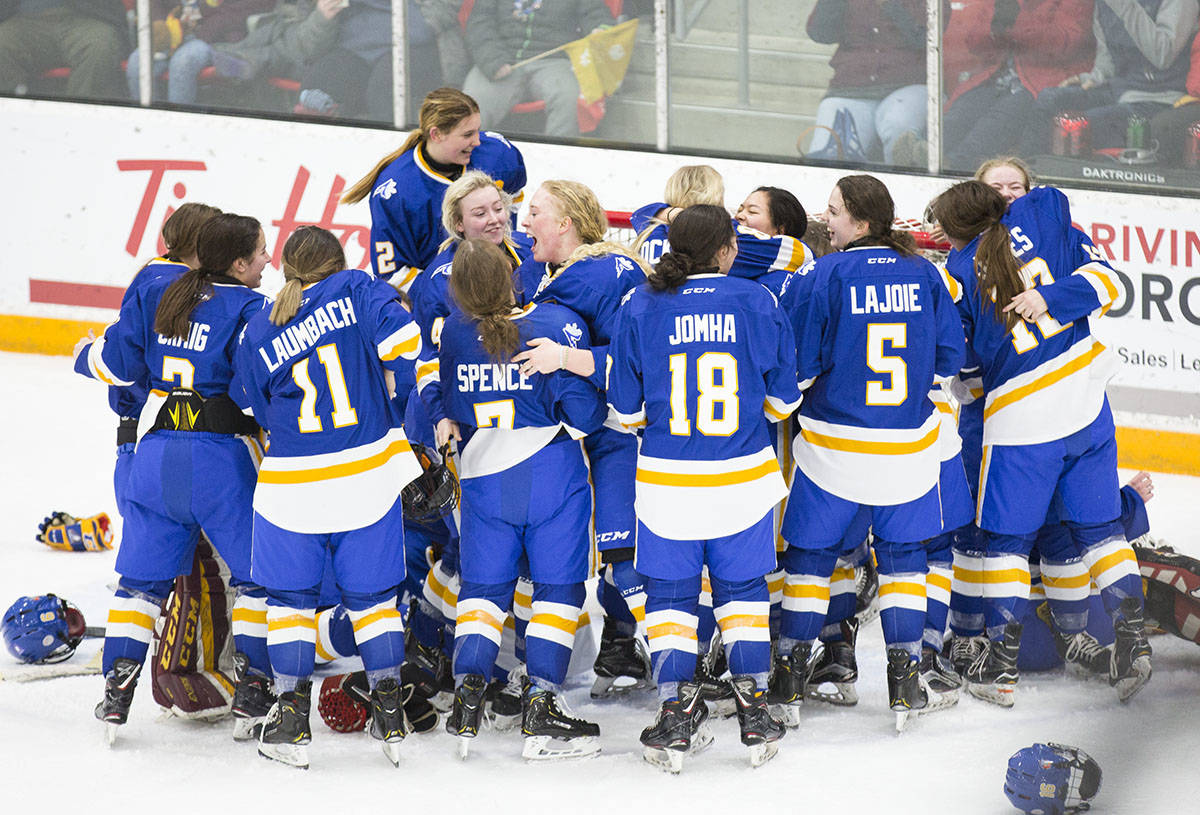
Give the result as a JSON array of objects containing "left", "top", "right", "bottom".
[{"left": 668, "top": 351, "right": 739, "bottom": 437}]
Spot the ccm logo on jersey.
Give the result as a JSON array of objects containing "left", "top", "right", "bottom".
[
  {"left": 596, "top": 531, "right": 631, "bottom": 542},
  {"left": 850, "top": 283, "right": 922, "bottom": 315}
]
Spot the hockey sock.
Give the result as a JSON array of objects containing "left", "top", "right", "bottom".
[
  {"left": 645, "top": 575, "right": 701, "bottom": 699},
  {"left": 599, "top": 567, "right": 636, "bottom": 636},
  {"left": 401, "top": 523, "right": 436, "bottom": 601},
  {"left": 422, "top": 559, "right": 459, "bottom": 640},
  {"left": 526, "top": 582, "right": 584, "bottom": 688},
  {"left": 875, "top": 537, "right": 927, "bottom": 659},
  {"left": 265, "top": 589, "right": 318, "bottom": 690},
  {"left": 313, "top": 604, "right": 357, "bottom": 663},
  {"left": 407, "top": 597, "right": 442, "bottom": 650},
  {"left": 103, "top": 578, "right": 170, "bottom": 674},
  {"left": 820, "top": 562, "right": 857, "bottom": 642},
  {"left": 512, "top": 577, "right": 534, "bottom": 663},
  {"left": 697, "top": 572, "right": 716, "bottom": 654},
  {"left": 981, "top": 532, "right": 1034, "bottom": 640},
  {"left": 923, "top": 532, "right": 955, "bottom": 652},
  {"left": 345, "top": 591, "right": 405, "bottom": 687},
  {"left": 711, "top": 575, "right": 771, "bottom": 688},
  {"left": 767, "top": 568, "right": 785, "bottom": 639},
  {"left": 1072, "top": 522, "right": 1143, "bottom": 616},
  {"left": 950, "top": 527, "right": 986, "bottom": 636},
  {"left": 779, "top": 547, "right": 838, "bottom": 644},
  {"left": 453, "top": 580, "right": 514, "bottom": 681},
  {"left": 230, "top": 584, "right": 271, "bottom": 675}
]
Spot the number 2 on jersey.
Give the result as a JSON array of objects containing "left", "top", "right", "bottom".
[
  {"left": 292, "top": 344, "right": 358, "bottom": 433},
  {"left": 668, "top": 351, "right": 739, "bottom": 436}
]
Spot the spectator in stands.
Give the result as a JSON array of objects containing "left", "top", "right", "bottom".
[
  {"left": 0, "top": 0, "right": 128, "bottom": 101},
  {"left": 941, "top": 0, "right": 1095, "bottom": 171},
  {"left": 414, "top": 0, "right": 469, "bottom": 87},
  {"left": 1020, "top": 0, "right": 1199, "bottom": 154},
  {"left": 127, "top": 0, "right": 273, "bottom": 104},
  {"left": 803, "top": 0, "right": 938, "bottom": 166},
  {"left": 211, "top": 0, "right": 342, "bottom": 86},
  {"left": 462, "top": 0, "right": 616, "bottom": 138},
  {"left": 1149, "top": 25, "right": 1200, "bottom": 165}
]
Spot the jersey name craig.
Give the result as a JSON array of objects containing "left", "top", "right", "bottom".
[
  {"left": 256, "top": 296, "right": 358, "bottom": 373},
  {"left": 158, "top": 321, "right": 210, "bottom": 352}
]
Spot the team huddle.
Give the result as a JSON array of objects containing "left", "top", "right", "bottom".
[{"left": 71, "top": 88, "right": 1153, "bottom": 773}]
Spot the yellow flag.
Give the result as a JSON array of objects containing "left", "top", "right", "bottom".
[{"left": 563, "top": 18, "right": 639, "bottom": 104}]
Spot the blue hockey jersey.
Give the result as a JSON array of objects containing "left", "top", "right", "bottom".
[
  {"left": 366, "top": 131, "right": 526, "bottom": 288},
  {"left": 945, "top": 187, "right": 1120, "bottom": 446},
  {"left": 438, "top": 302, "right": 605, "bottom": 479},
  {"left": 235, "top": 268, "right": 424, "bottom": 533},
  {"left": 780, "top": 246, "right": 964, "bottom": 505},
  {"left": 607, "top": 273, "right": 801, "bottom": 540}
]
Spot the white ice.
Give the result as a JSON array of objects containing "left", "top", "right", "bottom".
[{"left": 1, "top": 350, "right": 1196, "bottom": 814}]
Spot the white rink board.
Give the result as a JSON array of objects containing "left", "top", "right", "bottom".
[{"left": 3, "top": 96, "right": 1199, "bottom": 398}]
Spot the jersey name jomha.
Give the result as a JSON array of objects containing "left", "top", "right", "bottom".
[
  {"left": 667, "top": 313, "right": 737, "bottom": 346},
  {"left": 157, "top": 321, "right": 210, "bottom": 352},
  {"left": 849, "top": 283, "right": 922, "bottom": 315},
  {"left": 457, "top": 362, "right": 533, "bottom": 393},
  {"left": 258, "top": 296, "right": 358, "bottom": 373}
]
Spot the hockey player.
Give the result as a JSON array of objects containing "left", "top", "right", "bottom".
[
  {"left": 776, "top": 175, "right": 965, "bottom": 733},
  {"left": 341, "top": 87, "right": 526, "bottom": 291},
  {"left": 432, "top": 239, "right": 607, "bottom": 761},
  {"left": 75, "top": 213, "right": 273, "bottom": 745},
  {"left": 608, "top": 205, "right": 800, "bottom": 771},
  {"left": 931, "top": 180, "right": 1151, "bottom": 706},
  {"left": 234, "top": 226, "right": 425, "bottom": 769},
  {"left": 511, "top": 180, "right": 654, "bottom": 700}
]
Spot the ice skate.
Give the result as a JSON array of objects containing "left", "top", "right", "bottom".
[
  {"left": 917, "top": 646, "right": 961, "bottom": 715},
  {"left": 405, "top": 635, "right": 454, "bottom": 711},
  {"left": 767, "top": 641, "right": 810, "bottom": 727},
  {"left": 258, "top": 681, "right": 312, "bottom": 769},
  {"left": 230, "top": 652, "right": 275, "bottom": 741},
  {"left": 590, "top": 618, "right": 652, "bottom": 698},
  {"left": 730, "top": 675, "right": 784, "bottom": 768},
  {"left": 446, "top": 673, "right": 488, "bottom": 759},
  {"left": 1110, "top": 597, "right": 1152, "bottom": 703},
  {"left": 887, "top": 648, "right": 927, "bottom": 732},
  {"left": 694, "top": 640, "right": 736, "bottom": 717},
  {"left": 94, "top": 657, "right": 141, "bottom": 746},
  {"left": 948, "top": 633, "right": 988, "bottom": 676},
  {"left": 965, "top": 622, "right": 1022, "bottom": 708},
  {"left": 640, "top": 681, "right": 712, "bottom": 774},
  {"left": 486, "top": 664, "right": 526, "bottom": 731},
  {"left": 521, "top": 686, "right": 600, "bottom": 761},
  {"left": 1036, "top": 603, "right": 1110, "bottom": 677},
  {"left": 368, "top": 677, "right": 408, "bottom": 767},
  {"left": 807, "top": 619, "right": 860, "bottom": 706},
  {"left": 854, "top": 558, "right": 880, "bottom": 625}
]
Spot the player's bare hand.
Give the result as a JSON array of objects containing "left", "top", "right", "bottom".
[
  {"left": 72, "top": 330, "right": 96, "bottom": 360},
  {"left": 1003, "top": 290, "right": 1048, "bottom": 322},
  {"left": 1128, "top": 470, "right": 1154, "bottom": 503},
  {"left": 513, "top": 337, "right": 561, "bottom": 376},
  {"left": 435, "top": 417, "right": 461, "bottom": 447},
  {"left": 928, "top": 222, "right": 947, "bottom": 244}
]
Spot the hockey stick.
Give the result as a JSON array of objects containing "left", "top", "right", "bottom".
[{"left": 0, "top": 647, "right": 103, "bottom": 683}]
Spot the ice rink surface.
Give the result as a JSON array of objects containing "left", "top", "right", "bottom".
[{"left": 1, "top": 349, "right": 1196, "bottom": 814}]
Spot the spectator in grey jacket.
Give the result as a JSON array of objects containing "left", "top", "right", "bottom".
[
  {"left": 0, "top": 0, "right": 128, "bottom": 100},
  {"left": 212, "top": 0, "right": 343, "bottom": 84},
  {"left": 462, "top": 0, "right": 615, "bottom": 137}
]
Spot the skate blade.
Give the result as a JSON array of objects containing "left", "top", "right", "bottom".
[
  {"left": 643, "top": 746, "right": 685, "bottom": 774},
  {"left": 966, "top": 682, "right": 1015, "bottom": 708},
  {"left": 807, "top": 682, "right": 858, "bottom": 707},
  {"left": 1115, "top": 658, "right": 1152, "bottom": 703},
  {"left": 258, "top": 742, "right": 310, "bottom": 769},
  {"left": 747, "top": 740, "right": 778, "bottom": 768},
  {"left": 231, "top": 716, "right": 263, "bottom": 742},
  {"left": 768, "top": 701, "right": 802, "bottom": 729},
  {"left": 383, "top": 740, "right": 402, "bottom": 767},
  {"left": 522, "top": 734, "right": 601, "bottom": 762},
  {"left": 104, "top": 723, "right": 119, "bottom": 747},
  {"left": 457, "top": 735, "right": 472, "bottom": 760},
  {"left": 590, "top": 675, "right": 654, "bottom": 699}
]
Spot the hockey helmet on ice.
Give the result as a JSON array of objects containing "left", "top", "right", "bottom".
[
  {"left": 1004, "top": 742, "right": 1102, "bottom": 814},
  {"left": 2, "top": 594, "right": 86, "bottom": 664}
]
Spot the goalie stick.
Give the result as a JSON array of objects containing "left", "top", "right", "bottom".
[{"left": 0, "top": 647, "right": 103, "bottom": 683}]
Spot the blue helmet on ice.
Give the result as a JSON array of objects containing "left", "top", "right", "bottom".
[
  {"left": 2, "top": 594, "right": 86, "bottom": 664},
  {"left": 1004, "top": 743, "right": 1102, "bottom": 815}
]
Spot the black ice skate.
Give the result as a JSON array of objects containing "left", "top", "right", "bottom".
[
  {"left": 730, "top": 675, "right": 784, "bottom": 768},
  {"left": 257, "top": 680, "right": 312, "bottom": 769},
  {"left": 1110, "top": 597, "right": 1152, "bottom": 702},
  {"left": 693, "top": 642, "right": 736, "bottom": 717},
  {"left": 808, "top": 618, "right": 860, "bottom": 706},
  {"left": 854, "top": 557, "right": 880, "bottom": 625},
  {"left": 1036, "top": 603, "right": 1111, "bottom": 677},
  {"left": 888, "top": 648, "right": 928, "bottom": 732},
  {"left": 404, "top": 633, "right": 454, "bottom": 711},
  {"left": 965, "top": 622, "right": 1022, "bottom": 708},
  {"left": 590, "top": 618, "right": 653, "bottom": 698},
  {"left": 767, "top": 641, "right": 810, "bottom": 727},
  {"left": 94, "top": 657, "right": 142, "bottom": 746},
  {"left": 948, "top": 633, "right": 988, "bottom": 676},
  {"left": 231, "top": 652, "right": 276, "bottom": 741},
  {"left": 486, "top": 664, "right": 526, "bottom": 731},
  {"left": 640, "top": 681, "right": 713, "bottom": 774},
  {"left": 447, "top": 673, "right": 488, "bottom": 759},
  {"left": 918, "top": 645, "right": 963, "bottom": 713},
  {"left": 369, "top": 677, "right": 409, "bottom": 767},
  {"left": 521, "top": 686, "right": 600, "bottom": 761}
]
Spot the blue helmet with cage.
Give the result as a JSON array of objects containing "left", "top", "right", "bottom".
[
  {"left": 1004, "top": 743, "right": 1102, "bottom": 815},
  {"left": 2, "top": 594, "right": 86, "bottom": 664}
]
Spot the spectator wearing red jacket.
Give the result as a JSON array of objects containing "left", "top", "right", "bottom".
[{"left": 942, "top": 0, "right": 1095, "bottom": 170}]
